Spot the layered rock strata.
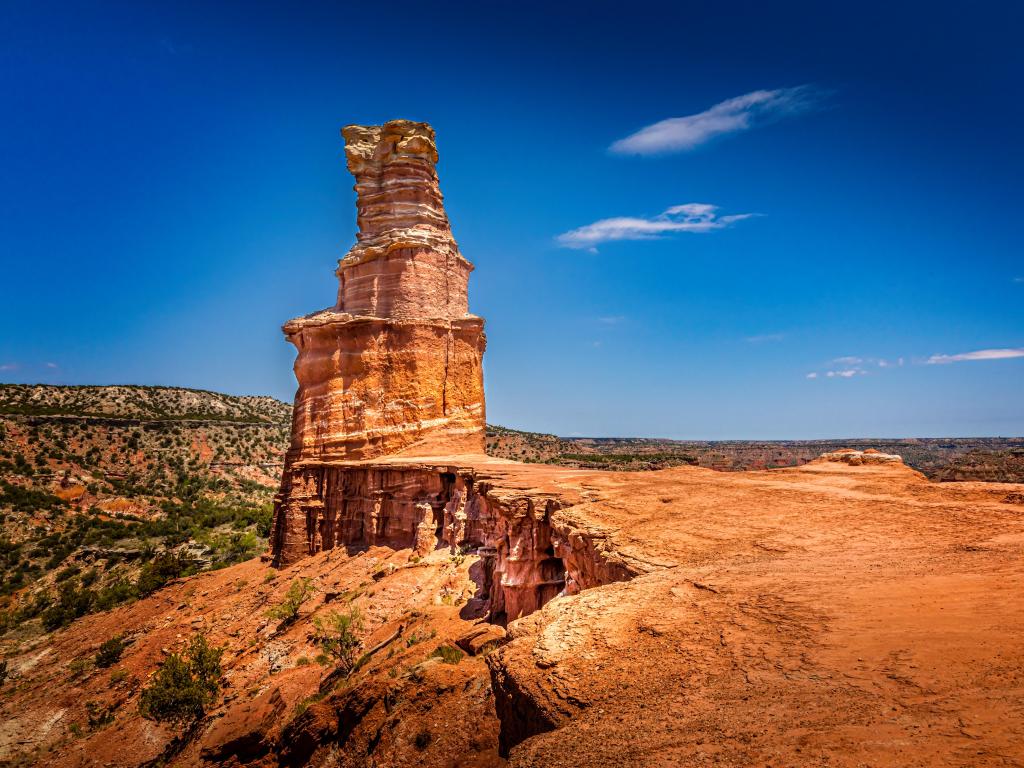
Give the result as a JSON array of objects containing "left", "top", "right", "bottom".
[
  {"left": 271, "top": 460, "right": 638, "bottom": 622},
  {"left": 272, "top": 120, "right": 487, "bottom": 565},
  {"left": 278, "top": 119, "right": 485, "bottom": 467}
]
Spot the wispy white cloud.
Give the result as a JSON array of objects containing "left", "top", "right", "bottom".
[
  {"left": 926, "top": 348, "right": 1024, "bottom": 364},
  {"left": 805, "top": 372, "right": 818, "bottom": 379},
  {"left": 610, "top": 86, "right": 821, "bottom": 155},
  {"left": 0, "top": 363, "right": 18, "bottom": 372},
  {"left": 747, "top": 333, "right": 785, "bottom": 344},
  {"left": 598, "top": 315, "right": 626, "bottom": 325},
  {"left": 557, "top": 203, "right": 754, "bottom": 251},
  {"left": 45, "top": 362, "right": 59, "bottom": 369},
  {"left": 808, "top": 353, "right": 908, "bottom": 379}
]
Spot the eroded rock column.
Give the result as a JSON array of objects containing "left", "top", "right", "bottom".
[{"left": 270, "top": 120, "right": 487, "bottom": 565}]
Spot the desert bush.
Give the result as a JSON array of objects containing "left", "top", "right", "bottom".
[
  {"left": 429, "top": 644, "right": 464, "bottom": 665},
  {"left": 266, "top": 577, "right": 315, "bottom": 625},
  {"left": 95, "top": 579, "right": 137, "bottom": 611},
  {"left": 136, "top": 551, "right": 193, "bottom": 597},
  {"left": 85, "top": 700, "right": 115, "bottom": 730},
  {"left": 95, "top": 635, "right": 125, "bottom": 668},
  {"left": 313, "top": 605, "right": 364, "bottom": 674},
  {"left": 138, "top": 634, "right": 223, "bottom": 726},
  {"left": 41, "top": 579, "right": 96, "bottom": 630}
]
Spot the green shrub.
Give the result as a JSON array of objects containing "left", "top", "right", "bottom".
[
  {"left": 136, "top": 551, "right": 193, "bottom": 597},
  {"left": 95, "top": 636, "right": 125, "bottom": 668},
  {"left": 95, "top": 579, "right": 137, "bottom": 611},
  {"left": 138, "top": 635, "right": 223, "bottom": 726},
  {"left": 313, "top": 606, "right": 364, "bottom": 674},
  {"left": 41, "top": 579, "right": 96, "bottom": 630},
  {"left": 429, "top": 644, "right": 464, "bottom": 665},
  {"left": 266, "top": 577, "right": 315, "bottom": 625},
  {"left": 85, "top": 700, "right": 115, "bottom": 730}
]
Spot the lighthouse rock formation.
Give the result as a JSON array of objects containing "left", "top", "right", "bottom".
[
  {"left": 271, "top": 121, "right": 487, "bottom": 566},
  {"left": 283, "top": 120, "right": 486, "bottom": 462},
  {"left": 268, "top": 121, "right": 632, "bottom": 627}
]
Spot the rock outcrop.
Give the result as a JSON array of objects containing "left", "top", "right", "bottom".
[
  {"left": 271, "top": 120, "right": 486, "bottom": 565},
  {"left": 814, "top": 447, "right": 904, "bottom": 465},
  {"left": 271, "top": 459, "right": 637, "bottom": 622}
]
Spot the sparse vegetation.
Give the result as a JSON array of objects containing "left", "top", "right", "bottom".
[
  {"left": 0, "top": 385, "right": 288, "bottom": 638},
  {"left": 85, "top": 700, "right": 115, "bottom": 730},
  {"left": 266, "top": 577, "right": 316, "bottom": 625},
  {"left": 313, "top": 604, "right": 364, "bottom": 674},
  {"left": 95, "top": 635, "right": 125, "bottom": 668},
  {"left": 430, "top": 644, "right": 464, "bottom": 665},
  {"left": 138, "top": 634, "right": 224, "bottom": 726}
]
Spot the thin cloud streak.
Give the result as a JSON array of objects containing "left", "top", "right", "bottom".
[
  {"left": 557, "top": 203, "right": 754, "bottom": 251},
  {"left": 610, "top": 86, "right": 821, "bottom": 155},
  {"left": 747, "top": 333, "right": 785, "bottom": 344},
  {"left": 927, "top": 348, "right": 1024, "bottom": 364}
]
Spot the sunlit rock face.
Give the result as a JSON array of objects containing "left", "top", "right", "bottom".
[
  {"left": 281, "top": 119, "right": 485, "bottom": 463},
  {"left": 271, "top": 120, "right": 486, "bottom": 565}
]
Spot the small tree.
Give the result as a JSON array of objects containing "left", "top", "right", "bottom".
[
  {"left": 138, "top": 634, "right": 223, "bottom": 726},
  {"left": 313, "top": 606, "right": 364, "bottom": 675},
  {"left": 136, "top": 551, "right": 191, "bottom": 597},
  {"left": 266, "top": 577, "right": 315, "bottom": 625},
  {"left": 95, "top": 635, "right": 125, "bottom": 668}
]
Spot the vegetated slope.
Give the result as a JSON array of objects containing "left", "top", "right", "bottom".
[
  {"left": 0, "top": 384, "right": 290, "bottom": 423},
  {"left": 485, "top": 424, "right": 1024, "bottom": 481},
  {"left": 0, "top": 384, "right": 290, "bottom": 642}
]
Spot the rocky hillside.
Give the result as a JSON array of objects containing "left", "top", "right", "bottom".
[
  {"left": 0, "top": 385, "right": 290, "bottom": 643},
  {"left": 0, "top": 384, "right": 290, "bottom": 423}
]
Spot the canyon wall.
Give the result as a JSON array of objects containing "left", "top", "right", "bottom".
[{"left": 271, "top": 461, "right": 638, "bottom": 623}]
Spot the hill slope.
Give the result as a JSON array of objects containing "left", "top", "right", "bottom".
[{"left": 0, "top": 385, "right": 290, "bottom": 642}]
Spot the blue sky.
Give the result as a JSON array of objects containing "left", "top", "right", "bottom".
[{"left": 1, "top": 0, "right": 1022, "bottom": 438}]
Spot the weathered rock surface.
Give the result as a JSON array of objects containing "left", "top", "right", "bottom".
[
  {"left": 815, "top": 447, "right": 904, "bottom": 465},
  {"left": 278, "top": 120, "right": 484, "bottom": 463},
  {"left": 272, "top": 120, "right": 486, "bottom": 564}
]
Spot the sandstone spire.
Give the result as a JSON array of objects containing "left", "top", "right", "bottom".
[
  {"left": 269, "top": 120, "right": 486, "bottom": 565},
  {"left": 281, "top": 119, "right": 485, "bottom": 462}
]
